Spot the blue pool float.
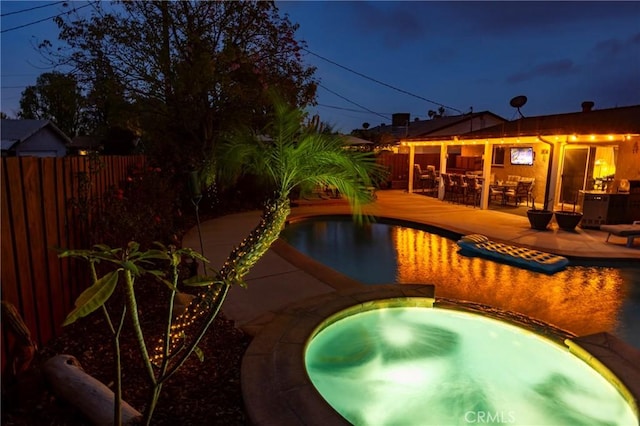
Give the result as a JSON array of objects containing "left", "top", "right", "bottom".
[{"left": 456, "top": 234, "right": 569, "bottom": 274}]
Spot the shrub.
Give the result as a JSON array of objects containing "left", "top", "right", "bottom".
[{"left": 90, "top": 164, "right": 185, "bottom": 249}]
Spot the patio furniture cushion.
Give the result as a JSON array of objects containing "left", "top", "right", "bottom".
[{"left": 506, "top": 175, "right": 521, "bottom": 184}]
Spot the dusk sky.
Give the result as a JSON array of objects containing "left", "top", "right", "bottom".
[{"left": 2, "top": 1, "right": 639, "bottom": 133}]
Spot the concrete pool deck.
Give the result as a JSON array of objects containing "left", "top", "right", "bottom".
[
  {"left": 181, "top": 189, "right": 640, "bottom": 335},
  {"left": 181, "top": 189, "right": 640, "bottom": 424}
]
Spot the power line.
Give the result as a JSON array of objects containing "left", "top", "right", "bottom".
[
  {"left": 0, "top": 74, "right": 41, "bottom": 77},
  {"left": 1, "top": 2, "right": 93, "bottom": 34},
  {"left": 317, "top": 83, "right": 390, "bottom": 122},
  {"left": 318, "top": 103, "right": 426, "bottom": 119},
  {"left": 1, "top": 1, "right": 66, "bottom": 18},
  {"left": 303, "top": 48, "right": 463, "bottom": 114},
  {"left": 317, "top": 103, "right": 376, "bottom": 114}
]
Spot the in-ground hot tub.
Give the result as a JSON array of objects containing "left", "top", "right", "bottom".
[
  {"left": 305, "top": 302, "right": 637, "bottom": 425},
  {"left": 241, "top": 286, "right": 639, "bottom": 425}
]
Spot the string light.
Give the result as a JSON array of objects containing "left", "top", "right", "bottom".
[{"left": 151, "top": 197, "right": 291, "bottom": 363}]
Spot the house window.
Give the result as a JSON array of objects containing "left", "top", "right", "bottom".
[{"left": 492, "top": 146, "right": 505, "bottom": 166}]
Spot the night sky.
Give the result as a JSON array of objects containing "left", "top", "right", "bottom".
[{"left": 2, "top": 1, "right": 639, "bottom": 133}]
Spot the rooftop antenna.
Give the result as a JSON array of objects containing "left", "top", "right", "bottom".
[{"left": 509, "top": 95, "right": 527, "bottom": 119}]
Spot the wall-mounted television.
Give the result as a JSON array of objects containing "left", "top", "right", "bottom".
[{"left": 510, "top": 147, "right": 534, "bottom": 165}]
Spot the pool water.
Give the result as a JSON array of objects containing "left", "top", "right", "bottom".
[
  {"left": 281, "top": 218, "right": 640, "bottom": 348},
  {"left": 305, "top": 306, "right": 637, "bottom": 425}
]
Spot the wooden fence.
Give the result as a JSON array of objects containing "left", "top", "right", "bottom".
[
  {"left": 377, "top": 152, "right": 441, "bottom": 187},
  {"left": 1, "top": 155, "right": 145, "bottom": 373}
]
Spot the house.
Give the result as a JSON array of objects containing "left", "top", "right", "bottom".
[
  {"left": 1, "top": 119, "right": 70, "bottom": 157},
  {"left": 342, "top": 135, "right": 374, "bottom": 151},
  {"left": 401, "top": 103, "right": 640, "bottom": 221},
  {"left": 68, "top": 135, "right": 103, "bottom": 156},
  {"left": 369, "top": 111, "right": 507, "bottom": 188},
  {"left": 366, "top": 111, "right": 507, "bottom": 143}
]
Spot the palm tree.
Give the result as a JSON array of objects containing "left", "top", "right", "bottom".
[{"left": 170, "top": 93, "right": 384, "bottom": 350}]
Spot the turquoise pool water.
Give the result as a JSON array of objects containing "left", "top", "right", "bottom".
[
  {"left": 281, "top": 217, "right": 640, "bottom": 348},
  {"left": 305, "top": 306, "right": 637, "bottom": 425}
]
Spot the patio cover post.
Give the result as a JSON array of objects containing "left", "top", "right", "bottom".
[
  {"left": 480, "top": 141, "right": 493, "bottom": 209},
  {"left": 438, "top": 144, "right": 447, "bottom": 200},
  {"left": 408, "top": 144, "right": 415, "bottom": 193}
]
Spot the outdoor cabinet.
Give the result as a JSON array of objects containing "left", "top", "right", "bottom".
[{"left": 580, "top": 192, "right": 630, "bottom": 228}]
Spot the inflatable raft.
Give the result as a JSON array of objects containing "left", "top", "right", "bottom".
[{"left": 456, "top": 234, "right": 569, "bottom": 274}]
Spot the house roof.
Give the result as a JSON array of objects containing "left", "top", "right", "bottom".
[
  {"left": 342, "top": 135, "right": 373, "bottom": 145},
  {"left": 369, "top": 111, "right": 506, "bottom": 139},
  {"left": 1, "top": 119, "right": 72, "bottom": 151},
  {"left": 460, "top": 104, "right": 640, "bottom": 139},
  {"left": 409, "top": 111, "right": 506, "bottom": 137},
  {"left": 69, "top": 135, "right": 103, "bottom": 150}
]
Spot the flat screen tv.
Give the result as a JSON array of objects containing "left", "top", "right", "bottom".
[{"left": 510, "top": 147, "right": 534, "bottom": 165}]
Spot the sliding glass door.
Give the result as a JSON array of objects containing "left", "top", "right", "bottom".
[
  {"left": 560, "top": 147, "right": 589, "bottom": 205},
  {"left": 559, "top": 145, "right": 619, "bottom": 205}
]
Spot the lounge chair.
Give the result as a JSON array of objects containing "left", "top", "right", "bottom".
[{"left": 600, "top": 221, "right": 640, "bottom": 247}]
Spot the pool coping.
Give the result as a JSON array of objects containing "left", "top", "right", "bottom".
[{"left": 241, "top": 285, "right": 640, "bottom": 425}]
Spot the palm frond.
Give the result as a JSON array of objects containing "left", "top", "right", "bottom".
[{"left": 217, "top": 92, "right": 384, "bottom": 221}]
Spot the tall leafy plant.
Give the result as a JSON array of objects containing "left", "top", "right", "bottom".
[
  {"left": 58, "top": 243, "right": 219, "bottom": 425},
  {"left": 170, "top": 92, "right": 385, "bottom": 355}
]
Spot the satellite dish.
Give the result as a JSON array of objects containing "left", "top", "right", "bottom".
[
  {"left": 510, "top": 95, "right": 527, "bottom": 108},
  {"left": 509, "top": 95, "right": 527, "bottom": 118}
]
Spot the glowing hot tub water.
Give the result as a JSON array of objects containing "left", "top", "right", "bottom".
[{"left": 305, "top": 305, "right": 637, "bottom": 425}]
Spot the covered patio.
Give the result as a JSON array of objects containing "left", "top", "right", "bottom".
[
  {"left": 401, "top": 105, "right": 640, "bottom": 219},
  {"left": 403, "top": 135, "right": 559, "bottom": 211}
]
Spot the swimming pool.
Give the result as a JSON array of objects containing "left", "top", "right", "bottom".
[
  {"left": 305, "top": 303, "right": 637, "bottom": 425},
  {"left": 280, "top": 216, "right": 640, "bottom": 348}
]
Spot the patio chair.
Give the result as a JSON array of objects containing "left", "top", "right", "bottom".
[
  {"left": 489, "top": 185, "right": 505, "bottom": 205},
  {"left": 414, "top": 164, "right": 430, "bottom": 192},
  {"left": 519, "top": 177, "right": 535, "bottom": 206},
  {"left": 463, "top": 176, "right": 481, "bottom": 207},
  {"left": 441, "top": 173, "right": 455, "bottom": 202},
  {"left": 504, "top": 181, "right": 532, "bottom": 206},
  {"left": 424, "top": 165, "right": 438, "bottom": 194},
  {"left": 450, "top": 173, "right": 467, "bottom": 204}
]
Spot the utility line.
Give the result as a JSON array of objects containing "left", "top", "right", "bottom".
[
  {"left": 303, "top": 47, "right": 463, "bottom": 114},
  {"left": 0, "top": 74, "right": 41, "bottom": 77},
  {"left": 317, "top": 103, "right": 377, "bottom": 114},
  {"left": 318, "top": 103, "right": 425, "bottom": 119},
  {"left": 1, "top": 2, "right": 93, "bottom": 34},
  {"left": 1, "top": 1, "right": 66, "bottom": 17},
  {"left": 317, "top": 83, "right": 390, "bottom": 121}
]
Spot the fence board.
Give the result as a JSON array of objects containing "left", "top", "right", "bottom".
[
  {"left": 3, "top": 159, "right": 38, "bottom": 344},
  {"left": 376, "top": 152, "right": 444, "bottom": 187},
  {"left": 24, "top": 158, "right": 55, "bottom": 343},
  {"left": 1, "top": 162, "right": 21, "bottom": 365},
  {"left": 42, "top": 159, "right": 66, "bottom": 332},
  {"left": 54, "top": 160, "right": 72, "bottom": 310},
  {"left": 1, "top": 155, "right": 145, "bottom": 373}
]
